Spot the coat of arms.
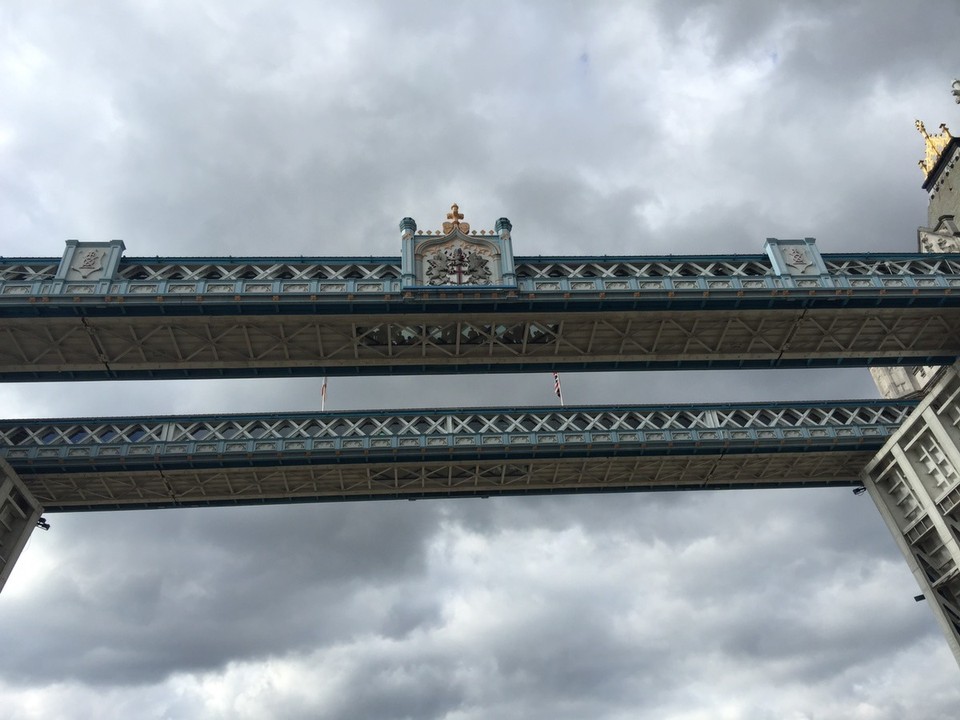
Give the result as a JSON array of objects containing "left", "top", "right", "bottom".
[{"left": 426, "top": 246, "right": 493, "bottom": 286}]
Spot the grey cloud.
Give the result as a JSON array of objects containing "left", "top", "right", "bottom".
[{"left": 0, "top": 502, "right": 442, "bottom": 685}]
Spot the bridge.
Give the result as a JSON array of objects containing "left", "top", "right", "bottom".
[
  {"left": 1, "top": 211, "right": 959, "bottom": 667},
  {"left": 0, "top": 401, "right": 914, "bottom": 511},
  {"left": 2, "top": 243, "right": 960, "bottom": 380}
]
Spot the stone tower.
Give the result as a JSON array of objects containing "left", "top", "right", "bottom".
[
  {"left": 870, "top": 108, "right": 960, "bottom": 399},
  {"left": 862, "top": 84, "right": 960, "bottom": 668}
]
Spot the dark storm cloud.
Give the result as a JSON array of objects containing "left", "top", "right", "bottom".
[
  {"left": 2, "top": 0, "right": 666, "bottom": 257},
  {"left": 199, "top": 490, "right": 953, "bottom": 720},
  {"left": 6, "top": 0, "right": 943, "bottom": 260},
  {"left": 0, "top": 501, "right": 445, "bottom": 685}
]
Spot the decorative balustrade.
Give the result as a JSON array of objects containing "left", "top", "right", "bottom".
[{"left": 3, "top": 253, "right": 960, "bottom": 302}]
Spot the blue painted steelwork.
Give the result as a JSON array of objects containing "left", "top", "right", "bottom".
[
  {"left": 0, "top": 400, "right": 917, "bottom": 512},
  {"left": 3, "top": 247, "right": 960, "bottom": 381},
  {"left": 3, "top": 253, "right": 960, "bottom": 312},
  {"left": 0, "top": 400, "right": 916, "bottom": 475}
]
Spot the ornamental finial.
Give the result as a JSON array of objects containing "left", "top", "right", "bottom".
[
  {"left": 916, "top": 119, "right": 954, "bottom": 177},
  {"left": 442, "top": 203, "right": 470, "bottom": 234}
]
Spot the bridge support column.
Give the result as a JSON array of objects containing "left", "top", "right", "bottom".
[
  {"left": 861, "top": 361, "right": 960, "bottom": 666},
  {"left": 0, "top": 458, "right": 43, "bottom": 593}
]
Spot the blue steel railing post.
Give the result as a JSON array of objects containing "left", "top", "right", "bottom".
[{"left": 399, "top": 217, "right": 418, "bottom": 290}]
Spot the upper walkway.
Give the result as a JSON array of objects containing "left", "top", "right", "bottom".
[
  {"left": 2, "top": 250, "right": 959, "bottom": 380},
  {"left": 3, "top": 215, "right": 959, "bottom": 379}
]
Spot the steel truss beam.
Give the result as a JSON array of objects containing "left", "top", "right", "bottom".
[
  {"left": 1, "top": 308, "right": 959, "bottom": 381},
  {"left": 0, "top": 400, "right": 914, "bottom": 511},
  {"left": 19, "top": 453, "right": 879, "bottom": 512},
  {"left": 4, "top": 251, "right": 960, "bottom": 380},
  {"left": 6, "top": 254, "right": 960, "bottom": 284}
]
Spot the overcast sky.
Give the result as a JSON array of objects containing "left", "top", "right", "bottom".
[{"left": 2, "top": 1, "right": 960, "bottom": 718}]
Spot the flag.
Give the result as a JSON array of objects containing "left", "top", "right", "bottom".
[
  {"left": 552, "top": 371, "right": 564, "bottom": 406},
  {"left": 321, "top": 376, "right": 328, "bottom": 411}
]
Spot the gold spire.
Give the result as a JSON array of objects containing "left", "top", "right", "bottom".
[
  {"left": 442, "top": 203, "right": 470, "bottom": 234},
  {"left": 916, "top": 119, "right": 954, "bottom": 177}
]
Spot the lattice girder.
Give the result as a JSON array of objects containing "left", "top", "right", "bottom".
[
  {"left": 18, "top": 451, "right": 879, "bottom": 512},
  {"left": 2, "top": 308, "right": 959, "bottom": 380},
  {"left": 0, "top": 400, "right": 911, "bottom": 511},
  {"left": 0, "top": 401, "right": 914, "bottom": 451},
  {"left": 2, "top": 253, "right": 952, "bottom": 282}
]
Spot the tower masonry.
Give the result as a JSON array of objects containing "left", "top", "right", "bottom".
[
  {"left": 871, "top": 118, "right": 960, "bottom": 399},
  {"left": 864, "top": 88, "right": 960, "bottom": 668}
]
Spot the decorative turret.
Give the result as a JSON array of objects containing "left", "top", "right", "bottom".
[
  {"left": 916, "top": 114, "right": 960, "bottom": 225},
  {"left": 916, "top": 113, "right": 960, "bottom": 249},
  {"left": 916, "top": 120, "right": 954, "bottom": 179}
]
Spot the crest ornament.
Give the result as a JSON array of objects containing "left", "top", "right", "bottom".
[
  {"left": 400, "top": 205, "right": 517, "bottom": 289},
  {"left": 764, "top": 238, "right": 826, "bottom": 278},
  {"left": 442, "top": 204, "right": 470, "bottom": 234},
  {"left": 785, "top": 247, "right": 811, "bottom": 272},
  {"left": 425, "top": 247, "right": 493, "bottom": 286},
  {"left": 71, "top": 250, "right": 105, "bottom": 278}
]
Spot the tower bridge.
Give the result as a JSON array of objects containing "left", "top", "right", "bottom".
[
  {"left": 0, "top": 400, "right": 914, "bottom": 512},
  {"left": 4, "top": 133, "right": 960, "bottom": 671}
]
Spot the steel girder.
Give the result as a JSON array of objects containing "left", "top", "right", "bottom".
[
  {"left": 1, "top": 308, "right": 959, "bottom": 380},
  {"left": 5, "top": 253, "right": 960, "bottom": 284},
  {"left": 17, "top": 452, "right": 879, "bottom": 512},
  {"left": 0, "top": 400, "right": 913, "bottom": 511}
]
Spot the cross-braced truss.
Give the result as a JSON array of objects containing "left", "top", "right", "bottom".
[
  {"left": 3, "top": 250, "right": 960, "bottom": 379},
  {"left": 19, "top": 452, "right": 879, "bottom": 512},
  {"left": 0, "top": 401, "right": 912, "bottom": 510},
  {"left": 1, "top": 308, "right": 959, "bottom": 380},
  {"left": 4, "top": 253, "right": 954, "bottom": 283}
]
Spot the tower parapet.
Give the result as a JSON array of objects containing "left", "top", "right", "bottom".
[
  {"left": 917, "top": 120, "right": 960, "bottom": 230},
  {"left": 399, "top": 204, "right": 517, "bottom": 290}
]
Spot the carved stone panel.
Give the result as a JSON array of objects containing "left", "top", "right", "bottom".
[
  {"left": 424, "top": 242, "right": 494, "bottom": 286},
  {"left": 920, "top": 231, "right": 960, "bottom": 253},
  {"left": 919, "top": 217, "right": 960, "bottom": 253},
  {"left": 67, "top": 248, "right": 107, "bottom": 280},
  {"left": 764, "top": 237, "right": 827, "bottom": 277},
  {"left": 56, "top": 240, "right": 126, "bottom": 285},
  {"left": 400, "top": 205, "right": 516, "bottom": 289}
]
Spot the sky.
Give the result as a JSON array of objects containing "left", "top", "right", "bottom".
[{"left": 1, "top": 1, "right": 960, "bottom": 718}]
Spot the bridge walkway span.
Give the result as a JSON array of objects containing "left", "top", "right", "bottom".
[{"left": 0, "top": 400, "right": 915, "bottom": 511}]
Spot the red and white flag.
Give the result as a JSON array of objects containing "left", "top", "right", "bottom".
[
  {"left": 552, "top": 371, "right": 564, "bottom": 406},
  {"left": 321, "top": 376, "right": 328, "bottom": 411}
]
